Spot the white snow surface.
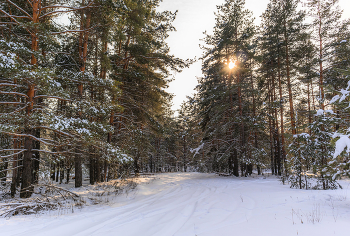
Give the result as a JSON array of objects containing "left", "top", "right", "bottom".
[
  {"left": 1, "top": 173, "right": 350, "bottom": 236},
  {"left": 333, "top": 134, "right": 350, "bottom": 158}
]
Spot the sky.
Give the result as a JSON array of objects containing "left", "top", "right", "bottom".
[{"left": 157, "top": 0, "right": 350, "bottom": 112}]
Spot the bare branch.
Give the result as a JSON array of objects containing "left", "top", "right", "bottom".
[
  {"left": 0, "top": 9, "right": 20, "bottom": 24},
  {"left": 6, "top": 0, "right": 33, "bottom": 19},
  {"left": 0, "top": 102, "right": 25, "bottom": 105},
  {"left": 32, "top": 126, "right": 75, "bottom": 138},
  {"left": 0, "top": 83, "right": 24, "bottom": 88},
  {"left": 0, "top": 22, "right": 17, "bottom": 25},
  {"left": 7, "top": 15, "right": 32, "bottom": 19},
  {"left": 0, "top": 9, "right": 34, "bottom": 36},
  {"left": 0, "top": 149, "right": 24, "bottom": 152},
  {"left": 0, "top": 132, "right": 58, "bottom": 146},
  {"left": 0, "top": 150, "right": 26, "bottom": 159},
  {"left": 40, "top": 2, "right": 94, "bottom": 11},
  {"left": 0, "top": 165, "right": 23, "bottom": 173},
  {"left": 0, "top": 91, "right": 29, "bottom": 98},
  {"left": 31, "top": 149, "right": 75, "bottom": 155},
  {"left": 51, "top": 27, "right": 96, "bottom": 35},
  {"left": 40, "top": 2, "right": 95, "bottom": 19},
  {"left": 34, "top": 95, "right": 71, "bottom": 101},
  {"left": 26, "top": 0, "right": 33, "bottom": 7}
]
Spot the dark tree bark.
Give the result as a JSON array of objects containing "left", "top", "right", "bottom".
[
  {"left": 233, "top": 148, "right": 239, "bottom": 177},
  {"left": 56, "top": 163, "right": 59, "bottom": 182},
  {"left": 51, "top": 163, "right": 55, "bottom": 181},
  {"left": 32, "top": 129, "right": 40, "bottom": 184},
  {"left": 89, "top": 157, "right": 95, "bottom": 185},
  {"left": 20, "top": 135, "right": 34, "bottom": 198},
  {"left": 59, "top": 161, "right": 64, "bottom": 184},
  {"left": 66, "top": 166, "right": 71, "bottom": 184},
  {"left": 75, "top": 149, "right": 83, "bottom": 188}
]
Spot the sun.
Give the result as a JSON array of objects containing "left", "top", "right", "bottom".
[{"left": 228, "top": 61, "right": 236, "bottom": 69}]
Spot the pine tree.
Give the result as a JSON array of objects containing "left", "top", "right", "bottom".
[
  {"left": 0, "top": 0, "right": 126, "bottom": 197},
  {"left": 197, "top": 0, "right": 266, "bottom": 176}
]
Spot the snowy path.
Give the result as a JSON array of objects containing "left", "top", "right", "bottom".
[{"left": 1, "top": 173, "right": 350, "bottom": 236}]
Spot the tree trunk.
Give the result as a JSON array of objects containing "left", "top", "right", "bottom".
[
  {"left": 268, "top": 79, "right": 275, "bottom": 175},
  {"left": 56, "top": 163, "right": 59, "bottom": 182},
  {"left": 233, "top": 148, "right": 239, "bottom": 177},
  {"left": 11, "top": 138, "right": 18, "bottom": 197},
  {"left": 32, "top": 129, "right": 40, "bottom": 184},
  {"left": 66, "top": 167, "right": 71, "bottom": 184},
  {"left": 75, "top": 0, "right": 92, "bottom": 188},
  {"left": 134, "top": 155, "right": 140, "bottom": 177},
  {"left": 75, "top": 149, "right": 83, "bottom": 187},
  {"left": 183, "top": 136, "right": 187, "bottom": 172},
  {"left": 318, "top": 4, "right": 325, "bottom": 110},
  {"left": 20, "top": 135, "right": 34, "bottom": 198},
  {"left": 95, "top": 157, "right": 101, "bottom": 183},
  {"left": 89, "top": 157, "right": 95, "bottom": 185},
  {"left": 277, "top": 50, "right": 287, "bottom": 173},
  {"left": 20, "top": 0, "right": 40, "bottom": 198},
  {"left": 51, "top": 163, "right": 55, "bottom": 181},
  {"left": 59, "top": 161, "right": 64, "bottom": 184},
  {"left": 284, "top": 21, "right": 296, "bottom": 135}
]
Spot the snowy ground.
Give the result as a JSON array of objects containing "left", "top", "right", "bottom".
[{"left": 1, "top": 172, "right": 350, "bottom": 236}]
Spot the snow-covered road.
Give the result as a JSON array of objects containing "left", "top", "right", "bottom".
[{"left": 1, "top": 173, "right": 350, "bottom": 236}]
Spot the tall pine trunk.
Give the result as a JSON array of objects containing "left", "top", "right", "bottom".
[
  {"left": 283, "top": 21, "right": 296, "bottom": 135},
  {"left": 20, "top": 0, "right": 40, "bottom": 197}
]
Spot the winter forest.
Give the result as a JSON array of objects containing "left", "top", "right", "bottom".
[{"left": 1, "top": 0, "right": 350, "bottom": 235}]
